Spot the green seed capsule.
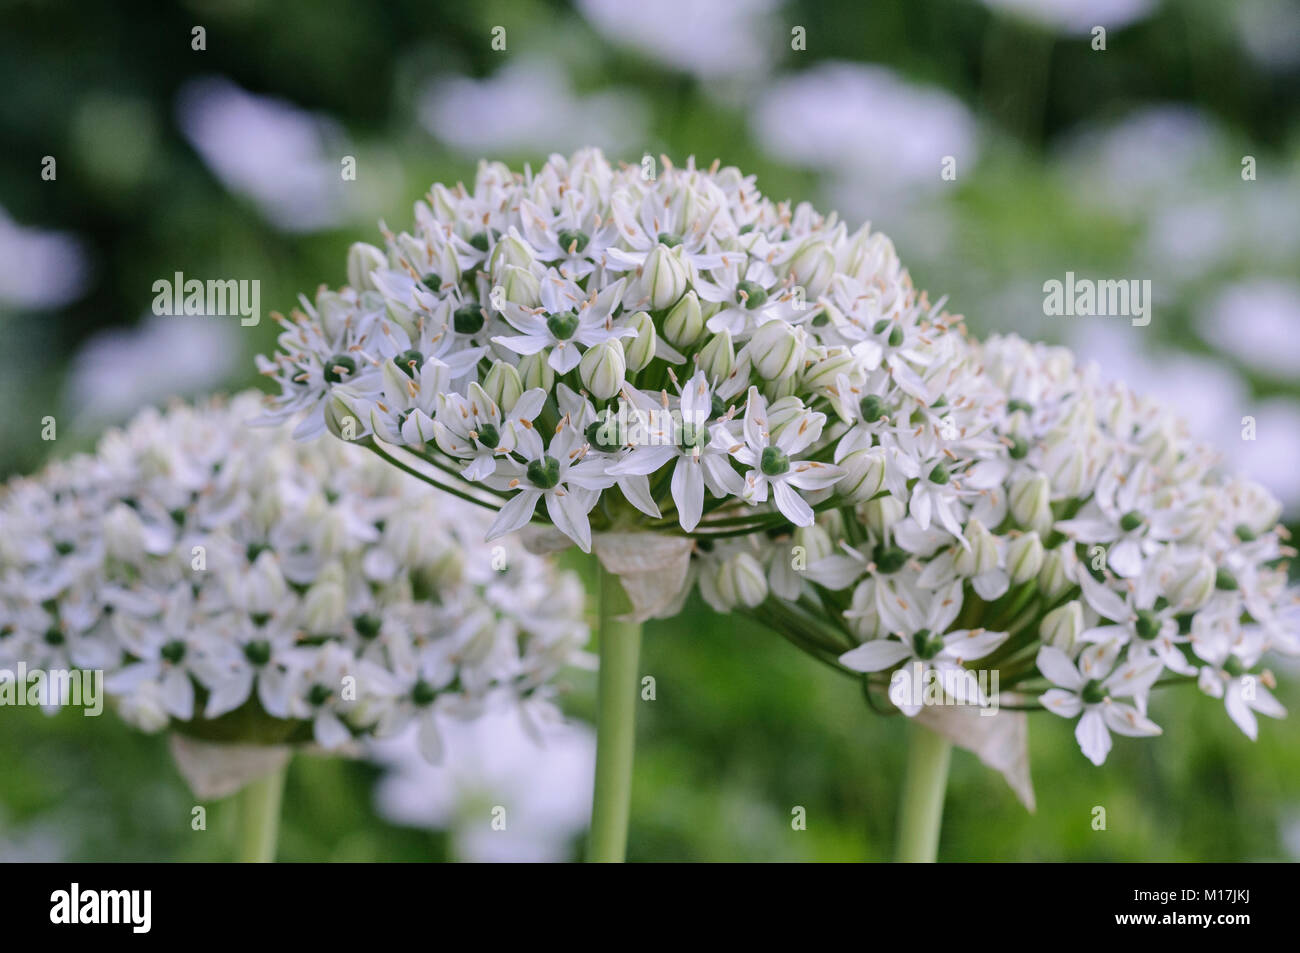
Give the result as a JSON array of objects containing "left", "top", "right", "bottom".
[
  {"left": 1119, "top": 510, "right": 1144, "bottom": 532},
  {"left": 454, "top": 305, "right": 485, "bottom": 335},
  {"left": 526, "top": 455, "right": 561, "bottom": 489},
  {"left": 244, "top": 640, "right": 272, "bottom": 666},
  {"left": 324, "top": 354, "right": 357, "bottom": 384},
  {"left": 557, "top": 229, "right": 590, "bottom": 254},
  {"left": 859, "top": 394, "right": 887, "bottom": 423},
  {"left": 736, "top": 280, "right": 768, "bottom": 310},
  {"left": 872, "top": 544, "right": 907, "bottom": 574},
  {"left": 760, "top": 445, "right": 790, "bottom": 476},
  {"left": 354, "top": 614, "right": 382, "bottom": 639},
  {"left": 1081, "top": 679, "right": 1107, "bottom": 705},
  {"left": 411, "top": 680, "right": 438, "bottom": 706},
  {"left": 546, "top": 310, "right": 580, "bottom": 341},
  {"left": 1135, "top": 609, "right": 1161, "bottom": 641},
  {"left": 475, "top": 423, "right": 501, "bottom": 449},
  {"left": 912, "top": 628, "right": 945, "bottom": 660},
  {"left": 394, "top": 349, "right": 424, "bottom": 378}
]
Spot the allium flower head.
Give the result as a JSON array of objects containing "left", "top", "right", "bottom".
[
  {"left": 0, "top": 393, "right": 588, "bottom": 764},
  {"left": 256, "top": 149, "right": 1297, "bottom": 772}
]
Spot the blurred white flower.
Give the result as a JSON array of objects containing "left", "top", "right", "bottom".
[
  {"left": 370, "top": 705, "right": 594, "bottom": 862},
  {"left": 176, "top": 77, "right": 353, "bottom": 233},
  {"left": 752, "top": 63, "right": 976, "bottom": 219},
  {"left": 64, "top": 314, "right": 241, "bottom": 425},
  {"left": 576, "top": 0, "right": 778, "bottom": 82},
  {"left": 1055, "top": 107, "right": 1221, "bottom": 213},
  {"left": 420, "top": 61, "right": 647, "bottom": 156},
  {"left": 979, "top": 0, "right": 1154, "bottom": 34},
  {"left": 1234, "top": 399, "right": 1300, "bottom": 515},
  {"left": 0, "top": 207, "right": 90, "bottom": 310},
  {"left": 1069, "top": 322, "right": 1248, "bottom": 447},
  {"left": 1234, "top": 0, "right": 1300, "bottom": 70},
  {"left": 1198, "top": 279, "right": 1300, "bottom": 379}
]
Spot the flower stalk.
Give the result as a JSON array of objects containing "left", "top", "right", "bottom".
[
  {"left": 586, "top": 564, "right": 642, "bottom": 862},
  {"left": 894, "top": 725, "right": 952, "bottom": 863},
  {"left": 235, "top": 763, "right": 287, "bottom": 863}
]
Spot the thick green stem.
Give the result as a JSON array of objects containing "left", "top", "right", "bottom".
[
  {"left": 235, "top": 763, "right": 287, "bottom": 863},
  {"left": 586, "top": 565, "right": 642, "bottom": 862},
  {"left": 894, "top": 725, "right": 951, "bottom": 863}
]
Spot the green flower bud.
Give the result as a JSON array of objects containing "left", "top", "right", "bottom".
[
  {"left": 482, "top": 361, "right": 524, "bottom": 413},
  {"left": 1041, "top": 601, "right": 1083, "bottom": 652},
  {"left": 640, "top": 244, "right": 688, "bottom": 310},
  {"left": 579, "top": 340, "right": 626, "bottom": 401},
  {"left": 837, "top": 448, "right": 887, "bottom": 503},
  {"left": 622, "top": 311, "right": 657, "bottom": 372},
  {"left": 1007, "top": 531, "right": 1045, "bottom": 585},
  {"left": 749, "top": 321, "right": 804, "bottom": 380},
  {"left": 346, "top": 242, "right": 386, "bottom": 293},
  {"left": 519, "top": 352, "right": 554, "bottom": 392},
  {"left": 664, "top": 291, "right": 704, "bottom": 348},
  {"left": 695, "top": 331, "right": 734, "bottom": 383}
]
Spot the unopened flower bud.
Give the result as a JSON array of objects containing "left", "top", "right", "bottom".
[
  {"left": 862, "top": 496, "right": 906, "bottom": 535},
  {"left": 579, "top": 340, "right": 626, "bottom": 401},
  {"left": 664, "top": 291, "right": 704, "bottom": 348},
  {"left": 640, "top": 244, "right": 688, "bottom": 310},
  {"left": 837, "top": 448, "right": 887, "bottom": 502},
  {"left": 793, "top": 523, "right": 834, "bottom": 565},
  {"left": 488, "top": 233, "right": 535, "bottom": 275},
  {"left": 1007, "top": 531, "right": 1045, "bottom": 585},
  {"left": 695, "top": 331, "right": 734, "bottom": 383},
  {"left": 501, "top": 265, "right": 541, "bottom": 308},
  {"left": 303, "top": 564, "right": 348, "bottom": 634},
  {"left": 1169, "top": 554, "right": 1216, "bottom": 610},
  {"left": 749, "top": 321, "right": 805, "bottom": 381},
  {"left": 716, "top": 552, "right": 768, "bottom": 609},
  {"left": 347, "top": 242, "right": 386, "bottom": 293},
  {"left": 1038, "top": 546, "right": 1073, "bottom": 600},
  {"left": 104, "top": 504, "right": 146, "bottom": 563},
  {"left": 483, "top": 360, "right": 524, "bottom": 413},
  {"left": 243, "top": 551, "right": 287, "bottom": 615},
  {"left": 518, "top": 352, "right": 554, "bottom": 392},
  {"left": 1010, "top": 473, "right": 1052, "bottom": 535},
  {"left": 955, "top": 518, "right": 1000, "bottom": 577},
  {"left": 787, "top": 240, "right": 836, "bottom": 298},
  {"left": 324, "top": 394, "right": 363, "bottom": 442},
  {"left": 1041, "top": 601, "right": 1084, "bottom": 653},
  {"left": 622, "top": 311, "right": 657, "bottom": 372}
]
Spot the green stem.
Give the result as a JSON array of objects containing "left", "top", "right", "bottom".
[
  {"left": 235, "top": 763, "right": 287, "bottom": 863},
  {"left": 586, "top": 565, "right": 642, "bottom": 862},
  {"left": 894, "top": 724, "right": 951, "bottom": 863}
]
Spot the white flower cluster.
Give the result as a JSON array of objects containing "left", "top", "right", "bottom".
[
  {"left": 0, "top": 393, "right": 588, "bottom": 761},
  {"left": 257, "top": 149, "right": 1297, "bottom": 765}
]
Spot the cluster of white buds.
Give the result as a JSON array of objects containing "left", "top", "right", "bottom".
[
  {"left": 0, "top": 393, "right": 588, "bottom": 761},
  {"left": 256, "top": 149, "right": 1297, "bottom": 765}
]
